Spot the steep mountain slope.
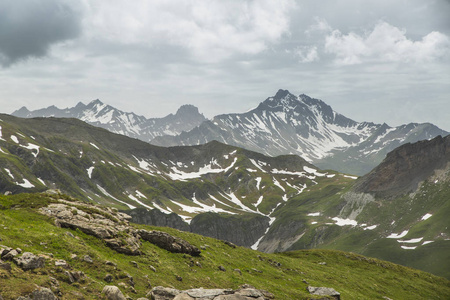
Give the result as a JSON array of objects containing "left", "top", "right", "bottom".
[
  {"left": 0, "top": 114, "right": 351, "bottom": 248},
  {"left": 152, "top": 90, "right": 447, "bottom": 175},
  {"left": 257, "top": 135, "right": 450, "bottom": 279},
  {"left": 1, "top": 193, "right": 449, "bottom": 300},
  {"left": 12, "top": 100, "right": 206, "bottom": 141}
]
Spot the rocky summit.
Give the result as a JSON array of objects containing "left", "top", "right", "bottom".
[{"left": 151, "top": 90, "right": 448, "bottom": 175}]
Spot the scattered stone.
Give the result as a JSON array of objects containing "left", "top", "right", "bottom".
[
  {"left": 218, "top": 265, "right": 226, "bottom": 272},
  {"left": 40, "top": 242, "right": 47, "bottom": 246},
  {"left": 83, "top": 255, "right": 93, "bottom": 263},
  {"left": 70, "top": 254, "right": 77, "bottom": 260},
  {"left": 149, "top": 265, "right": 157, "bottom": 272},
  {"left": 318, "top": 262, "right": 327, "bottom": 265},
  {"left": 66, "top": 231, "right": 75, "bottom": 238},
  {"left": 233, "top": 269, "right": 242, "bottom": 275},
  {"left": 13, "top": 252, "right": 45, "bottom": 270},
  {"left": 102, "top": 285, "right": 126, "bottom": 300},
  {"left": 55, "top": 259, "right": 69, "bottom": 269},
  {"left": 251, "top": 268, "right": 262, "bottom": 273},
  {"left": 2, "top": 249, "right": 18, "bottom": 261},
  {"left": 382, "top": 297, "right": 393, "bottom": 300},
  {"left": 257, "top": 255, "right": 264, "bottom": 261},
  {"left": 104, "top": 273, "right": 114, "bottom": 283},
  {"left": 16, "top": 248, "right": 22, "bottom": 254},
  {"left": 222, "top": 241, "right": 236, "bottom": 248},
  {"left": 137, "top": 229, "right": 201, "bottom": 256},
  {"left": 127, "top": 274, "right": 135, "bottom": 287},
  {"left": 176, "top": 275, "right": 183, "bottom": 281},
  {"left": 65, "top": 270, "right": 85, "bottom": 284},
  {"left": 130, "top": 261, "right": 138, "bottom": 268},
  {"left": 106, "top": 260, "right": 117, "bottom": 267},
  {"left": 302, "top": 279, "right": 309, "bottom": 284},
  {"left": 307, "top": 286, "right": 340, "bottom": 300},
  {"left": 136, "top": 298, "right": 149, "bottom": 300},
  {"left": 195, "top": 261, "right": 202, "bottom": 268}
]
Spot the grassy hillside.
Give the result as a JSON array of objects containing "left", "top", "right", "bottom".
[{"left": 0, "top": 193, "right": 449, "bottom": 299}]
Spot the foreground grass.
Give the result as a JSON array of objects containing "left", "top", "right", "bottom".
[{"left": 0, "top": 193, "right": 449, "bottom": 299}]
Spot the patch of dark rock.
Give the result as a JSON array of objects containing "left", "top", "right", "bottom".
[
  {"left": 137, "top": 229, "right": 200, "bottom": 256},
  {"left": 223, "top": 240, "right": 236, "bottom": 248},
  {"left": 104, "top": 273, "right": 114, "bottom": 283}
]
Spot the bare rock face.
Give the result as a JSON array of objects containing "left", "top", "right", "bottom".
[
  {"left": 137, "top": 229, "right": 201, "bottom": 256},
  {"left": 13, "top": 252, "right": 45, "bottom": 270},
  {"left": 354, "top": 135, "right": 450, "bottom": 198}
]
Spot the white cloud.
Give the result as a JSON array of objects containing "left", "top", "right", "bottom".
[
  {"left": 83, "top": 0, "right": 296, "bottom": 63},
  {"left": 305, "top": 17, "right": 332, "bottom": 36},
  {"left": 324, "top": 21, "right": 450, "bottom": 65},
  {"left": 297, "top": 46, "right": 319, "bottom": 63}
]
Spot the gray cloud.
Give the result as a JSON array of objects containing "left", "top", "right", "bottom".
[{"left": 0, "top": 0, "right": 82, "bottom": 66}]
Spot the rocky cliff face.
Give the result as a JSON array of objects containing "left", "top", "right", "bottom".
[
  {"left": 190, "top": 213, "right": 270, "bottom": 248},
  {"left": 124, "top": 207, "right": 191, "bottom": 232},
  {"left": 126, "top": 209, "right": 270, "bottom": 248},
  {"left": 353, "top": 135, "right": 450, "bottom": 198}
]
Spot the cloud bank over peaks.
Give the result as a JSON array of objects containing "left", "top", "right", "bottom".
[{"left": 301, "top": 19, "right": 450, "bottom": 65}]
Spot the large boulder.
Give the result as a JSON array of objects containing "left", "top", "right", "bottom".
[
  {"left": 147, "top": 286, "right": 180, "bottom": 300},
  {"left": 137, "top": 230, "right": 200, "bottom": 256},
  {"left": 30, "top": 287, "right": 58, "bottom": 300},
  {"left": 307, "top": 286, "right": 340, "bottom": 300},
  {"left": 102, "top": 285, "right": 126, "bottom": 300},
  {"left": 13, "top": 252, "right": 45, "bottom": 270}
]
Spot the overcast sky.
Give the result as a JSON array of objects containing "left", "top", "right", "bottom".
[{"left": 1, "top": 0, "right": 449, "bottom": 131}]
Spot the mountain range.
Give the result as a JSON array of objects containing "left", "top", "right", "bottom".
[
  {"left": 13, "top": 100, "right": 207, "bottom": 142},
  {"left": 0, "top": 113, "right": 449, "bottom": 279},
  {"left": 13, "top": 90, "right": 448, "bottom": 175}
]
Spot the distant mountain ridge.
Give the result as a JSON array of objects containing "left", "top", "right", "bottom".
[
  {"left": 13, "top": 100, "right": 207, "bottom": 141},
  {"left": 153, "top": 89, "right": 448, "bottom": 175},
  {"left": 12, "top": 90, "right": 448, "bottom": 175}
]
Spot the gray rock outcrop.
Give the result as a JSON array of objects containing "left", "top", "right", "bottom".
[
  {"left": 147, "top": 286, "right": 274, "bottom": 300},
  {"left": 307, "top": 286, "right": 340, "bottom": 300},
  {"left": 39, "top": 201, "right": 141, "bottom": 255},
  {"left": 13, "top": 252, "right": 45, "bottom": 270}
]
